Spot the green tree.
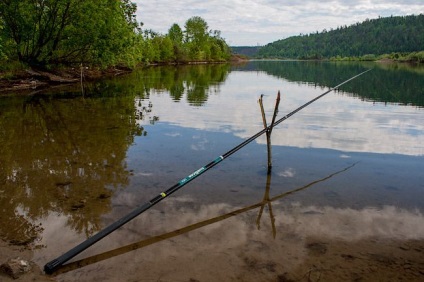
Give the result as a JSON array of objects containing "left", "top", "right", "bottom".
[
  {"left": 0, "top": 22, "right": 4, "bottom": 60},
  {"left": 209, "top": 30, "right": 230, "bottom": 61},
  {"left": 142, "top": 17, "right": 230, "bottom": 63},
  {"left": 168, "top": 23, "right": 183, "bottom": 44},
  {"left": 184, "top": 16, "right": 208, "bottom": 44},
  {"left": 184, "top": 16, "right": 209, "bottom": 60},
  {"left": 0, "top": 0, "right": 139, "bottom": 67},
  {"left": 160, "top": 36, "right": 175, "bottom": 62},
  {"left": 168, "top": 23, "right": 186, "bottom": 61},
  {"left": 141, "top": 29, "right": 160, "bottom": 63}
]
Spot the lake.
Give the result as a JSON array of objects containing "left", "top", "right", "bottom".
[{"left": 1, "top": 61, "right": 424, "bottom": 281}]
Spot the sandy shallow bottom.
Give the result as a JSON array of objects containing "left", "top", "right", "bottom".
[
  {"left": 0, "top": 240, "right": 54, "bottom": 281},
  {"left": 2, "top": 237, "right": 423, "bottom": 281}
]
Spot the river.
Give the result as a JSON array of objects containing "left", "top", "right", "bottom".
[{"left": 1, "top": 61, "right": 423, "bottom": 281}]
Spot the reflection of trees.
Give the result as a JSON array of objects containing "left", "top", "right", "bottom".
[
  {"left": 250, "top": 61, "right": 424, "bottom": 107},
  {"left": 0, "top": 92, "right": 143, "bottom": 243},
  {"left": 109, "top": 64, "right": 231, "bottom": 106},
  {"left": 0, "top": 63, "right": 230, "bottom": 244}
]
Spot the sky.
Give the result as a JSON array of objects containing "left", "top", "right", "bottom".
[{"left": 133, "top": 0, "right": 423, "bottom": 46}]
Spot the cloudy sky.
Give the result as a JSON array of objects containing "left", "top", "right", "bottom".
[{"left": 133, "top": 0, "right": 423, "bottom": 46}]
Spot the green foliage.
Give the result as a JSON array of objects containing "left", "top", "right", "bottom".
[
  {"left": 404, "top": 51, "right": 424, "bottom": 63},
  {"left": 0, "top": 22, "right": 4, "bottom": 60},
  {"left": 0, "top": 4, "right": 230, "bottom": 68},
  {"left": 168, "top": 24, "right": 183, "bottom": 44},
  {"left": 231, "top": 46, "right": 261, "bottom": 57},
  {"left": 137, "top": 17, "right": 231, "bottom": 64},
  {"left": 184, "top": 16, "right": 208, "bottom": 60},
  {"left": 0, "top": 0, "right": 139, "bottom": 68},
  {"left": 258, "top": 15, "right": 424, "bottom": 60}
]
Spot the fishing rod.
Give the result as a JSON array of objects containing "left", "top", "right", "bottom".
[
  {"left": 44, "top": 69, "right": 371, "bottom": 274},
  {"left": 54, "top": 162, "right": 358, "bottom": 274}
]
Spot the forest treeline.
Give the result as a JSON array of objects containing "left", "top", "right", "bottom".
[
  {"left": 0, "top": 0, "right": 231, "bottom": 70},
  {"left": 256, "top": 14, "right": 424, "bottom": 61}
]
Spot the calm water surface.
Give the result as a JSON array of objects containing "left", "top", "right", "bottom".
[{"left": 1, "top": 61, "right": 424, "bottom": 281}]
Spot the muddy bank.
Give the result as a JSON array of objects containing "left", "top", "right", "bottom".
[{"left": 0, "top": 66, "right": 131, "bottom": 95}]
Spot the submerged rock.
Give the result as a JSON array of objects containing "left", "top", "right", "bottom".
[{"left": 0, "top": 257, "right": 31, "bottom": 279}]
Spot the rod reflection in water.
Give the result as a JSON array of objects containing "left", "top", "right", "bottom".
[{"left": 54, "top": 162, "right": 358, "bottom": 275}]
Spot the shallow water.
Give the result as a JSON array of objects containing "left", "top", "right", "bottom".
[{"left": 1, "top": 61, "right": 424, "bottom": 281}]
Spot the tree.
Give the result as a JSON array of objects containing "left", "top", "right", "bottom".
[
  {"left": 184, "top": 16, "right": 208, "bottom": 44},
  {"left": 184, "top": 16, "right": 209, "bottom": 60},
  {"left": 0, "top": 0, "right": 139, "bottom": 67},
  {"left": 209, "top": 29, "right": 230, "bottom": 61},
  {"left": 160, "top": 36, "right": 175, "bottom": 62},
  {"left": 0, "top": 22, "right": 4, "bottom": 60},
  {"left": 168, "top": 23, "right": 183, "bottom": 44},
  {"left": 168, "top": 23, "right": 186, "bottom": 61}
]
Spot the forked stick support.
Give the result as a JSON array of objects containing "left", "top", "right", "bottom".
[{"left": 258, "top": 91, "right": 281, "bottom": 173}]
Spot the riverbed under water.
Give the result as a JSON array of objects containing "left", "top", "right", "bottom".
[{"left": 1, "top": 61, "right": 424, "bottom": 281}]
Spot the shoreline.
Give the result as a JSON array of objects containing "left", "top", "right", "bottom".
[
  {"left": 2, "top": 57, "right": 417, "bottom": 96},
  {"left": 0, "top": 66, "right": 133, "bottom": 95},
  {"left": 0, "top": 55, "right": 249, "bottom": 95}
]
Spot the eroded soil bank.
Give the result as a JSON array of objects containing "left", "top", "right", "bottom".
[{"left": 0, "top": 66, "right": 132, "bottom": 94}]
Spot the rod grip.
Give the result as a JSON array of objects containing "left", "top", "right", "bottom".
[{"left": 44, "top": 259, "right": 61, "bottom": 274}]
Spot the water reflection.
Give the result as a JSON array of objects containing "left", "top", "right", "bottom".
[
  {"left": 0, "top": 64, "right": 233, "bottom": 248},
  {"left": 102, "top": 64, "right": 231, "bottom": 105},
  {"left": 256, "top": 173, "right": 276, "bottom": 238},
  {"left": 0, "top": 93, "right": 142, "bottom": 244},
  {"left": 51, "top": 162, "right": 357, "bottom": 274},
  {"left": 1, "top": 61, "right": 423, "bottom": 280},
  {"left": 48, "top": 161, "right": 424, "bottom": 278},
  {"left": 128, "top": 63, "right": 424, "bottom": 156},
  {"left": 249, "top": 60, "right": 424, "bottom": 107}
]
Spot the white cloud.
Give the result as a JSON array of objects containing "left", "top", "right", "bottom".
[
  {"left": 134, "top": 0, "right": 424, "bottom": 45},
  {"left": 278, "top": 168, "right": 296, "bottom": 177}
]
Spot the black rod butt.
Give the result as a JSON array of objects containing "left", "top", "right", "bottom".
[{"left": 44, "top": 259, "right": 61, "bottom": 275}]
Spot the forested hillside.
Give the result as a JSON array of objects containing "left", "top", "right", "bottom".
[
  {"left": 257, "top": 14, "right": 424, "bottom": 60},
  {"left": 231, "top": 46, "right": 261, "bottom": 57}
]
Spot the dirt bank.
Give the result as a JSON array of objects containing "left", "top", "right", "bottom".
[{"left": 0, "top": 66, "right": 131, "bottom": 95}]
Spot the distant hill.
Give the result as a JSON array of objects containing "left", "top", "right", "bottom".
[
  {"left": 257, "top": 14, "right": 424, "bottom": 59},
  {"left": 231, "top": 46, "right": 261, "bottom": 57}
]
